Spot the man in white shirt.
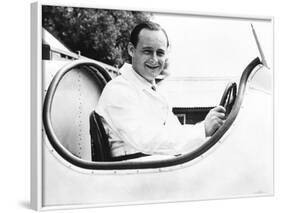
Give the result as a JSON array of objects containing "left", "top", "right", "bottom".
[{"left": 95, "top": 21, "right": 225, "bottom": 160}]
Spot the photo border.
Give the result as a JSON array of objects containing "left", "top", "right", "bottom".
[{"left": 31, "top": 1, "right": 274, "bottom": 210}]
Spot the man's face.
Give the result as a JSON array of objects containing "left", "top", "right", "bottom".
[{"left": 128, "top": 29, "right": 168, "bottom": 83}]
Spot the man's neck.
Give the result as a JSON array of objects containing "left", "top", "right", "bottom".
[{"left": 132, "top": 68, "right": 155, "bottom": 85}]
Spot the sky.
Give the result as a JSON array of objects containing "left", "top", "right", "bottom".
[{"left": 151, "top": 12, "right": 273, "bottom": 78}]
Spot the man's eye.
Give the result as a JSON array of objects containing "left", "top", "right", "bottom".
[
  {"left": 143, "top": 50, "right": 151, "bottom": 54},
  {"left": 157, "top": 52, "right": 165, "bottom": 57}
]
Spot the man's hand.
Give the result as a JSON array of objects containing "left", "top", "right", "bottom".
[{"left": 204, "top": 106, "right": 226, "bottom": 137}]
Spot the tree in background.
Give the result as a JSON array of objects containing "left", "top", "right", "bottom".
[{"left": 43, "top": 6, "right": 152, "bottom": 67}]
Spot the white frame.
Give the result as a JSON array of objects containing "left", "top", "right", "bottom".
[
  {"left": 31, "top": 1, "right": 274, "bottom": 211},
  {"left": 31, "top": 2, "right": 43, "bottom": 210}
]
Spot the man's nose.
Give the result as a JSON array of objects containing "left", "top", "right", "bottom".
[{"left": 149, "top": 53, "right": 158, "bottom": 63}]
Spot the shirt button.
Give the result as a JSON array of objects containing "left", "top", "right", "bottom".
[{"left": 151, "top": 86, "right": 156, "bottom": 91}]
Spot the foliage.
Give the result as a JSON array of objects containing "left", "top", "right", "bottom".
[{"left": 42, "top": 6, "right": 152, "bottom": 67}]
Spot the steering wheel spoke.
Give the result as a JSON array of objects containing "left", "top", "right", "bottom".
[{"left": 219, "top": 82, "right": 237, "bottom": 118}]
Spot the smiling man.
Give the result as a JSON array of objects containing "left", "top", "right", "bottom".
[{"left": 95, "top": 21, "right": 225, "bottom": 161}]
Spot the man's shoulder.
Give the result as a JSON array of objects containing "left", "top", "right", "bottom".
[
  {"left": 99, "top": 74, "right": 138, "bottom": 102},
  {"left": 104, "top": 75, "right": 132, "bottom": 92}
]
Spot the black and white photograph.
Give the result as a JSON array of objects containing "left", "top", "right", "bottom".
[{"left": 30, "top": 1, "right": 274, "bottom": 211}]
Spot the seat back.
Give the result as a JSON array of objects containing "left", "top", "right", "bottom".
[
  {"left": 43, "top": 60, "right": 112, "bottom": 161},
  {"left": 89, "top": 111, "right": 112, "bottom": 161}
]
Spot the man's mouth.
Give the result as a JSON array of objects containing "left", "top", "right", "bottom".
[{"left": 145, "top": 64, "right": 159, "bottom": 69}]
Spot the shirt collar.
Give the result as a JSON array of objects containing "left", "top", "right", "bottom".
[{"left": 120, "top": 63, "right": 157, "bottom": 91}]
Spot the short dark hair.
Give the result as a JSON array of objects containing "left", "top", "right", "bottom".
[{"left": 130, "top": 21, "right": 169, "bottom": 48}]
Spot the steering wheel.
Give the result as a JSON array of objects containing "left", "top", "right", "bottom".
[{"left": 219, "top": 82, "right": 237, "bottom": 118}]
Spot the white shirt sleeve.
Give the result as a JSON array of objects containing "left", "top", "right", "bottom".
[{"left": 96, "top": 81, "right": 207, "bottom": 156}]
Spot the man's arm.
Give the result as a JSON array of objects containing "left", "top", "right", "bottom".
[{"left": 96, "top": 81, "right": 208, "bottom": 156}]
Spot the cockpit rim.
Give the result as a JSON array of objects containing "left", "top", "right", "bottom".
[{"left": 42, "top": 57, "right": 263, "bottom": 170}]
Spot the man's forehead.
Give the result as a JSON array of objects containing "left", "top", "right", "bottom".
[{"left": 138, "top": 29, "right": 168, "bottom": 48}]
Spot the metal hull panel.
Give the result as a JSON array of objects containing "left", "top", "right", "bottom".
[{"left": 42, "top": 86, "right": 273, "bottom": 207}]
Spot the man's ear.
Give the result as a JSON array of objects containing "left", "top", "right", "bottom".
[{"left": 127, "top": 42, "right": 135, "bottom": 58}]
